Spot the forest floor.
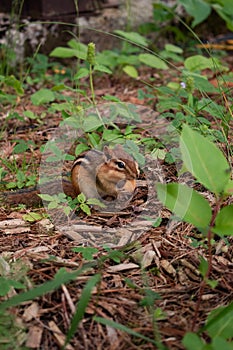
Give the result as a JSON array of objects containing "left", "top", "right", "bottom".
[{"left": 0, "top": 55, "right": 233, "bottom": 349}]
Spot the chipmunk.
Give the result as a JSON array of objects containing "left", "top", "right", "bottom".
[
  {"left": 1, "top": 145, "right": 139, "bottom": 207},
  {"left": 71, "top": 145, "right": 139, "bottom": 202}
]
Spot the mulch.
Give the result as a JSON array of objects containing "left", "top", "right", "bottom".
[{"left": 0, "top": 63, "right": 233, "bottom": 349}]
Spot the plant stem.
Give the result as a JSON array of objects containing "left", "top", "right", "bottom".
[
  {"left": 89, "top": 64, "right": 96, "bottom": 106},
  {"left": 191, "top": 197, "right": 223, "bottom": 331}
]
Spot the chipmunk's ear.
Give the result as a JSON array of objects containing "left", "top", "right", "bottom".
[{"left": 103, "top": 145, "right": 113, "bottom": 161}]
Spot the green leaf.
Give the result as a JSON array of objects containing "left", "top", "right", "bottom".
[
  {"left": 179, "top": 0, "right": 211, "bottom": 27},
  {"left": 13, "top": 140, "right": 30, "bottom": 154},
  {"left": 199, "top": 256, "right": 208, "bottom": 277},
  {"left": 139, "top": 53, "right": 168, "bottom": 70},
  {"left": 23, "top": 212, "right": 43, "bottom": 222},
  {"left": 224, "top": 180, "right": 233, "bottom": 196},
  {"left": 182, "top": 332, "right": 205, "bottom": 350},
  {"left": 83, "top": 114, "right": 104, "bottom": 132},
  {"left": 212, "top": 205, "right": 233, "bottom": 236},
  {"left": 0, "top": 266, "right": 94, "bottom": 311},
  {"left": 114, "top": 30, "right": 148, "bottom": 47},
  {"left": 31, "top": 88, "right": 55, "bottom": 105},
  {"left": 64, "top": 274, "right": 101, "bottom": 347},
  {"left": 180, "top": 125, "right": 230, "bottom": 195},
  {"left": 0, "top": 277, "right": 25, "bottom": 296},
  {"left": 205, "top": 303, "right": 233, "bottom": 339},
  {"left": 123, "top": 65, "right": 138, "bottom": 78},
  {"left": 75, "top": 144, "right": 89, "bottom": 156},
  {"left": 77, "top": 193, "right": 86, "bottom": 203},
  {"left": 212, "top": 337, "right": 233, "bottom": 350},
  {"left": 38, "top": 194, "right": 56, "bottom": 202},
  {"left": 50, "top": 44, "right": 87, "bottom": 60},
  {"left": 165, "top": 44, "right": 183, "bottom": 53},
  {"left": 86, "top": 198, "right": 106, "bottom": 208},
  {"left": 72, "top": 247, "right": 99, "bottom": 260},
  {"left": 157, "top": 183, "right": 212, "bottom": 228},
  {"left": 74, "top": 68, "right": 89, "bottom": 80},
  {"left": 94, "top": 64, "right": 112, "bottom": 74},
  {"left": 48, "top": 201, "right": 58, "bottom": 209},
  {"left": 80, "top": 203, "right": 91, "bottom": 215},
  {"left": 184, "top": 55, "right": 216, "bottom": 71},
  {"left": 50, "top": 47, "right": 75, "bottom": 58}
]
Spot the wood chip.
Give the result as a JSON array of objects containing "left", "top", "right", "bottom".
[
  {"left": 35, "top": 218, "right": 54, "bottom": 234},
  {"left": 0, "top": 219, "right": 29, "bottom": 229},
  {"left": 141, "top": 250, "right": 156, "bottom": 268},
  {"left": 26, "top": 326, "right": 43, "bottom": 348},
  {"left": 48, "top": 321, "right": 74, "bottom": 350},
  {"left": 160, "top": 259, "right": 176, "bottom": 277},
  {"left": 107, "top": 263, "right": 139, "bottom": 273},
  {"left": 22, "top": 302, "right": 39, "bottom": 321}
]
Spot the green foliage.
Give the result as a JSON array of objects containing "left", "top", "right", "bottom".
[
  {"left": 180, "top": 124, "right": 230, "bottom": 195},
  {"left": 177, "top": 0, "right": 233, "bottom": 30},
  {"left": 157, "top": 182, "right": 212, "bottom": 228},
  {"left": 0, "top": 310, "right": 28, "bottom": 350},
  {"left": 72, "top": 247, "right": 99, "bottom": 260},
  {"left": 0, "top": 277, "right": 25, "bottom": 297},
  {"left": 0, "top": 266, "right": 94, "bottom": 312},
  {"left": 64, "top": 274, "right": 101, "bottom": 348},
  {"left": 0, "top": 74, "right": 24, "bottom": 104},
  {"left": 157, "top": 125, "right": 232, "bottom": 235},
  {"left": 183, "top": 302, "right": 233, "bottom": 349},
  {"left": 31, "top": 88, "right": 55, "bottom": 105},
  {"left": 1, "top": 7, "right": 233, "bottom": 350}
]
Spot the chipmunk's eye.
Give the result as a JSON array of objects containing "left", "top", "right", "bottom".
[{"left": 116, "top": 160, "right": 125, "bottom": 169}]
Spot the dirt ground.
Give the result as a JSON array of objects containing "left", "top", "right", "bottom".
[{"left": 0, "top": 59, "right": 233, "bottom": 349}]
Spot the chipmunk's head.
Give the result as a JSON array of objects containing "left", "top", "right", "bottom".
[{"left": 99, "top": 145, "right": 139, "bottom": 196}]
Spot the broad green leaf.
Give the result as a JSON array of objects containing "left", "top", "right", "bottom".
[
  {"left": 165, "top": 44, "right": 183, "bottom": 53},
  {"left": 123, "top": 65, "right": 138, "bottom": 78},
  {"left": 212, "top": 205, "right": 233, "bottom": 236},
  {"left": 23, "top": 212, "right": 43, "bottom": 222},
  {"left": 184, "top": 55, "right": 216, "bottom": 71},
  {"left": 114, "top": 30, "right": 148, "bottom": 47},
  {"left": 77, "top": 193, "right": 86, "bottom": 203},
  {"left": 75, "top": 144, "right": 89, "bottom": 156},
  {"left": 205, "top": 303, "right": 233, "bottom": 339},
  {"left": 86, "top": 198, "right": 106, "bottom": 208},
  {"left": 48, "top": 201, "right": 58, "bottom": 209},
  {"left": 72, "top": 247, "right": 99, "bottom": 260},
  {"left": 83, "top": 114, "right": 103, "bottom": 132},
  {"left": 139, "top": 53, "right": 168, "bottom": 70},
  {"left": 4, "top": 75, "right": 24, "bottom": 95},
  {"left": 68, "top": 39, "right": 88, "bottom": 54},
  {"left": 179, "top": 0, "right": 211, "bottom": 27},
  {"left": 212, "top": 337, "right": 233, "bottom": 350},
  {"left": 50, "top": 47, "right": 79, "bottom": 58},
  {"left": 74, "top": 68, "right": 89, "bottom": 80},
  {"left": 180, "top": 125, "right": 230, "bottom": 195},
  {"left": 94, "top": 64, "right": 112, "bottom": 74},
  {"left": 80, "top": 203, "right": 91, "bottom": 215},
  {"left": 199, "top": 256, "right": 208, "bottom": 278},
  {"left": 157, "top": 183, "right": 212, "bottom": 228},
  {"left": 31, "top": 88, "right": 55, "bottom": 105},
  {"left": 182, "top": 332, "right": 205, "bottom": 350},
  {"left": 38, "top": 194, "right": 56, "bottom": 202},
  {"left": 224, "top": 180, "right": 233, "bottom": 196}
]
